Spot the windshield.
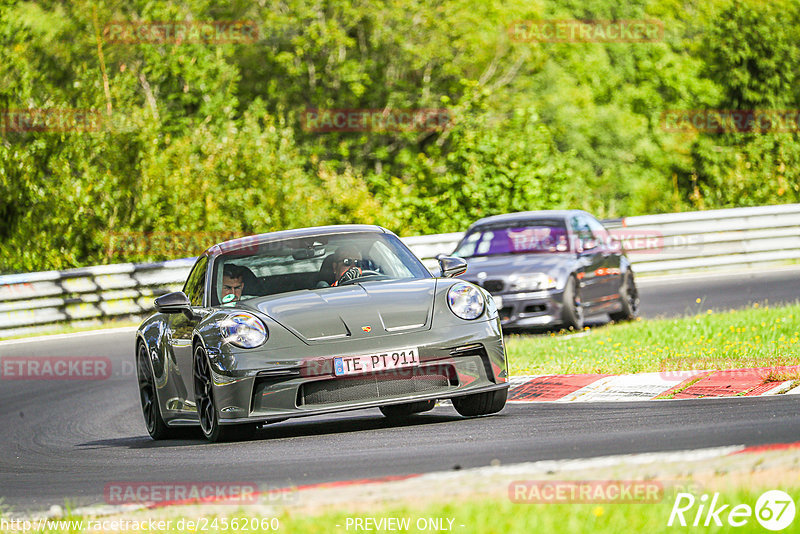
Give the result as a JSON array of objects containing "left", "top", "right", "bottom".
[
  {"left": 453, "top": 220, "right": 570, "bottom": 257},
  {"left": 210, "top": 232, "right": 429, "bottom": 305}
]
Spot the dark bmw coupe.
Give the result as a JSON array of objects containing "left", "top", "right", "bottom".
[
  {"left": 136, "top": 225, "right": 508, "bottom": 442},
  {"left": 453, "top": 210, "right": 639, "bottom": 331}
]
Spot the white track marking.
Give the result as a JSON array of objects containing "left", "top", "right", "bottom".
[
  {"left": 783, "top": 383, "right": 800, "bottom": 395},
  {"left": 556, "top": 371, "right": 706, "bottom": 402},
  {"left": 761, "top": 381, "right": 796, "bottom": 396}
]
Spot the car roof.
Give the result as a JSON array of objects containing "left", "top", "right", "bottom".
[
  {"left": 209, "top": 225, "right": 389, "bottom": 255},
  {"left": 466, "top": 210, "right": 591, "bottom": 231}
]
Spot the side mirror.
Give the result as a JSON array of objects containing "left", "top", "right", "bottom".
[
  {"left": 581, "top": 239, "right": 598, "bottom": 252},
  {"left": 154, "top": 291, "right": 193, "bottom": 316},
  {"left": 438, "top": 256, "right": 468, "bottom": 278}
]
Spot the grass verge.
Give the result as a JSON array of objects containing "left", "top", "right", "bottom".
[
  {"left": 10, "top": 486, "right": 798, "bottom": 533},
  {"left": 505, "top": 303, "right": 800, "bottom": 376}
]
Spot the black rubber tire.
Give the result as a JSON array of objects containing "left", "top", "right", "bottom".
[
  {"left": 452, "top": 389, "right": 507, "bottom": 417},
  {"left": 609, "top": 271, "right": 639, "bottom": 322},
  {"left": 194, "top": 344, "right": 256, "bottom": 443},
  {"left": 560, "top": 275, "right": 584, "bottom": 331},
  {"left": 137, "top": 342, "right": 178, "bottom": 440},
  {"left": 379, "top": 400, "right": 436, "bottom": 418}
]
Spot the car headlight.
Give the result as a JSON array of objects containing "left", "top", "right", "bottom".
[
  {"left": 508, "top": 273, "right": 557, "bottom": 292},
  {"left": 447, "top": 282, "right": 485, "bottom": 320},
  {"left": 219, "top": 313, "right": 268, "bottom": 348}
]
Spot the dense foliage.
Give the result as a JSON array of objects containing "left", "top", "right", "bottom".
[{"left": 1, "top": 0, "right": 799, "bottom": 272}]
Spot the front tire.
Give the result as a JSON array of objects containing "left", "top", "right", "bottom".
[
  {"left": 137, "top": 343, "right": 176, "bottom": 440},
  {"left": 452, "top": 389, "right": 507, "bottom": 417},
  {"left": 380, "top": 400, "right": 436, "bottom": 418},
  {"left": 194, "top": 344, "right": 256, "bottom": 442},
  {"left": 609, "top": 271, "right": 639, "bottom": 322},
  {"left": 560, "top": 275, "right": 584, "bottom": 331}
]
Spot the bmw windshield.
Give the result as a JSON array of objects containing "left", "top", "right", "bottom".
[{"left": 453, "top": 219, "right": 571, "bottom": 258}]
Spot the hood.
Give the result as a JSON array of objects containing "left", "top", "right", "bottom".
[
  {"left": 461, "top": 253, "right": 575, "bottom": 279},
  {"left": 252, "top": 279, "right": 435, "bottom": 343}
]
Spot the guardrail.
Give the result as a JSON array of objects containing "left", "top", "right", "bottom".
[{"left": 1, "top": 204, "right": 799, "bottom": 337}]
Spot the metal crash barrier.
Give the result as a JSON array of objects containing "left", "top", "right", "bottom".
[{"left": 1, "top": 204, "right": 799, "bottom": 337}]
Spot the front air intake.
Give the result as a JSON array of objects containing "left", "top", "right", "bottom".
[{"left": 298, "top": 366, "right": 454, "bottom": 406}]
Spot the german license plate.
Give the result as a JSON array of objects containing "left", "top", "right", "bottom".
[{"left": 334, "top": 347, "right": 419, "bottom": 377}]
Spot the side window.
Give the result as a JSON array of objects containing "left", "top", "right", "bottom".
[
  {"left": 183, "top": 256, "right": 209, "bottom": 307},
  {"left": 571, "top": 216, "right": 593, "bottom": 244},
  {"left": 585, "top": 216, "right": 610, "bottom": 245}
]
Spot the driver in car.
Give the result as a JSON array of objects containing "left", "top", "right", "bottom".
[
  {"left": 331, "top": 246, "right": 363, "bottom": 286},
  {"left": 221, "top": 264, "right": 246, "bottom": 304}
]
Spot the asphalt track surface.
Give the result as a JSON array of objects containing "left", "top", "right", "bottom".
[{"left": 1, "top": 268, "right": 799, "bottom": 514}]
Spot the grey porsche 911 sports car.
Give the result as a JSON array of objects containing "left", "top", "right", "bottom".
[{"left": 136, "top": 225, "right": 508, "bottom": 442}]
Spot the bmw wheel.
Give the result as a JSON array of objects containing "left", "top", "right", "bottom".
[
  {"left": 610, "top": 271, "right": 639, "bottom": 322},
  {"left": 560, "top": 275, "right": 584, "bottom": 331}
]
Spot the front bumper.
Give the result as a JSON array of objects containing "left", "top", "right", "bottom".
[
  {"left": 494, "top": 289, "right": 566, "bottom": 329},
  {"left": 203, "top": 319, "right": 508, "bottom": 425}
]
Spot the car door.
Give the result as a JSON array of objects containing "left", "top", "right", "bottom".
[
  {"left": 167, "top": 255, "right": 208, "bottom": 404},
  {"left": 585, "top": 215, "right": 622, "bottom": 303},
  {"left": 570, "top": 215, "right": 606, "bottom": 306}
]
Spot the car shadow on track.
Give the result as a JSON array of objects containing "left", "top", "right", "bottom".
[{"left": 77, "top": 411, "right": 474, "bottom": 449}]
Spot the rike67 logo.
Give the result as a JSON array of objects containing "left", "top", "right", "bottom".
[{"left": 668, "top": 490, "right": 795, "bottom": 531}]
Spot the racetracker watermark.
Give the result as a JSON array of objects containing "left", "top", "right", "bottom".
[
  {"left": 509, "top": 480, "right": 663, "bottom": 503},
  {"left": 0, "top": 517, "right": 279, "bottom": 532},
  {"left": 1, "top": 109, "right": 103, "bottom": 133},
  {"left": 104, "top": 230, "right": 252, "bottom": 258},
  {"left": 508, "top": 19, "right": 664, "bottom": 43},
  {"left": 607, "top": 229, "right": 702, "bottom": 255},
  {"left": 1, "top": 357, "right": 112, "bottom": 380},
  {"left": 668, "top": 490, "right": 796, "bottom": 530},
  {"left": 103, "top": 20, "right": 260, "bottom": 44},
  {"left": 661, "top": 110, "right": 800, "bottom": 134},
  {"left": 301, "top": 108, "right": 452, "bottom": 133},
  {"left": 105, "top": 482, "right": 263, "bottom": 505}
]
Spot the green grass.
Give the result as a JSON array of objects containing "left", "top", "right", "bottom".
[
  {"left": 505, "top": 303, "right": 800, "bottom": 376},
  {"left": 12, "top": 485, "right": 798, "bottom": 533},
  {"left": 275, "top": 488, "right": 800, "bottom": 534}
]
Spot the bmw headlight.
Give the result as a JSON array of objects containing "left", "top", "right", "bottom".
[
  {"left": 447, "top": 282, "right": 485, "bottom": 320},
  {"left": 508, "top": 273, "right": 557, "bottom": 292},
  {"left": 219, "top": 313, "right": 268, "bottom": 348}
]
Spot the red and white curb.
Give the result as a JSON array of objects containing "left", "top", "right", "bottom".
[{"left": 508, "top": 366, "right": 800, "bottom": 402}]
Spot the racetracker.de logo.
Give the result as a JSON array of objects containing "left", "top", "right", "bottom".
[
  {"left": 301, "top": 108, "right": 452, "bottom": 133},
  {"left": 1, "top": 357, "right": 112, "bottom": 380},
  {"left": 103, "top": 20, "right": 260, "bottom": 44},
  {"left": 508, "top": 19, "right": 664, "bottom": 43},
  {"left": 1, "top": 109, "right": 103, "bottom": 133},
  {"left": 104, "top": 482, "right": 259, "bottom": 505},
  {"left": 661, "top": 110, "right": 800, "bottom": 134},
  {"left": 103, "top": 230, "right": 257, "bottom": 258},
  {"left": 509, "top": 480, "right": 663, "bottom": 503}
]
